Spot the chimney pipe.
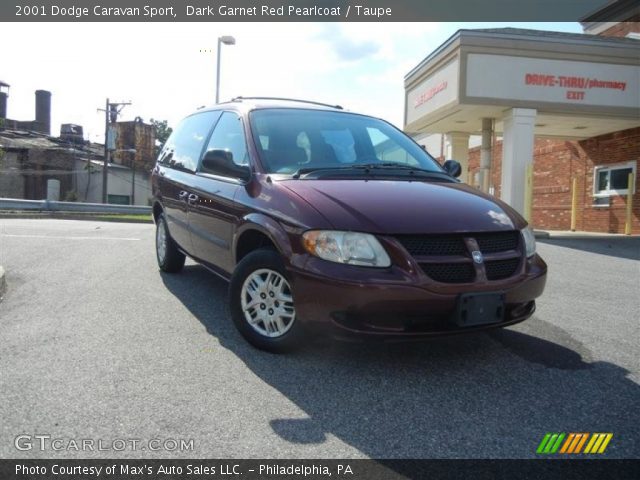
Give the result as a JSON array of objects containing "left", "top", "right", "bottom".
[
  {"left": 35, "top": 89, "right": 51, "bottom": 135},
  {"left": 0, "top": 92, "right": 7, "bottom": 119}
]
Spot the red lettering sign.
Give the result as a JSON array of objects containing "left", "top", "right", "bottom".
[
  {"left": 414, "top": 81, "right": 448, "bottom": 109},
  {"left": 524, "top": 73, "right": 627, "bottom": 102}
]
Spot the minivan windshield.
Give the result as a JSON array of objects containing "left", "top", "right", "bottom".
[{"left": 249, "top": 109, "right": 443, "bottom": 175}]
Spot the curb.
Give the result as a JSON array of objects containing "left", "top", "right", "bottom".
[
  {"left": 0, "top": 265, "right": 6, "bottom": 302},
  {"left": 534, "top": 230, "right": 638, "bottom": 239}
]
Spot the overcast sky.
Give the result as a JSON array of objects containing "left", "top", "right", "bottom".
[{"left": 1, "top": 22, "right": 581, "bottom": 142}]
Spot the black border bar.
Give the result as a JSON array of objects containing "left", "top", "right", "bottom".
[
  {"left": 3, "top": 0, "right": 610, "bottom": 22},
  {"left": 2, "top": 459, "right": 640, "bottom": 480}
]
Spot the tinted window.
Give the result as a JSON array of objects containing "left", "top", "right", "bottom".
[
  {"left": 610, "top": 167, "right": 632, "bottom": 190},
  {"left": 249, "top": 109, "right": 440, "bottom": 174},
  {"left": 202, "top": 112, "right": 249, "bottom": 167},
  {"left": 159, "top": 111, "right": 221, "bottom": 173},
  {"left": 597, "top": 170, "right": 609, "bottom": 192},
  {"left": 594, "top": 165, "right": 634, "bottom": 195}
]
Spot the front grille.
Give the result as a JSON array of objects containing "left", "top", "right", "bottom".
[
  {"left": 397, "top": 231, "right": 519, "bottom": 257},
  {"left": 475, "top": 231, "right": 519, "bottom": 253},
  {"left": 420, "top": 263, "right": 475, "bottom": 283},
  {"left": 397, "top": 231, "right": 521, "bottom": 283},
  {"left": 396, "top": 235, "right": 467, "bottom": 256},
  {"left": 485, "top": 257, "right": 521, "bottom": 280}
]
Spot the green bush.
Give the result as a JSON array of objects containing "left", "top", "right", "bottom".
[{"left": 64, "top": 190, "right": 79, "bottom": 202}]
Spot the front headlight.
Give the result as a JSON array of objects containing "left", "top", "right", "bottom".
[
  {"left": 521, "top": 226, "right": 536, "bottom": 258},
  {"left": 302, "top": 230, "right": 391, "bottom": 267}
]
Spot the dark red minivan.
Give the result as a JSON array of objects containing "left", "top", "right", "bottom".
[{"left": 152, "top": 97, "right": 546, "bottom": 352}]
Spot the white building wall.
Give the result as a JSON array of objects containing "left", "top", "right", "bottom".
[{"left": 74, "top": 159, "right": 152, "bottom": 205}]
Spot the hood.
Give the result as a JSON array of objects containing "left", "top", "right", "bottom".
[{"left": 280, "top": 179, "right": 526, "bottom": 234}]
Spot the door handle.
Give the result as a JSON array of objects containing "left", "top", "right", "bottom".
[
  {"left": 187, "top": 193, "right": 199, "bottom": 205},
  {"left": 178, "top": 191, "right": 188, "bottom": 201}
]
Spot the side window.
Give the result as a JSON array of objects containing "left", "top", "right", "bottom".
[
  {"left": 159, "top": 111, "right": 220, "bottom": 173},
  {"left": 202, "top": 112, "right": 249, "bottom": 167}
]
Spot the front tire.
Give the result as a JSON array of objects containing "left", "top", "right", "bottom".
[
  {"left": 155, "top": 213, "right": 186, "bottom": 273},
  {"left": 229, "top": 249, "right": 305, "bottom": 353}
]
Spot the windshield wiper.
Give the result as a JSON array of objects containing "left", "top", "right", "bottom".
[
  {"left": 293, "top": 163, "right": 452, "bottom": 180},
  {"left": 368, "top": 163, "right": 445, "bottom": 174},
  {"left": 292, "top": 165, "right": 355, "bottom": 179}
]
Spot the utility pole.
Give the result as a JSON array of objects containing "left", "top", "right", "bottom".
[
  {"left": 98, "top": 99, "right": 131, "bottom": 203},
  {"left": 102, "top": 98, "right": 109, "bottom": 204}
]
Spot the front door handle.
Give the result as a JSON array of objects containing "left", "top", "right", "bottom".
[{"left": 187, "top": 193, "right": 199, "bottom": 205}]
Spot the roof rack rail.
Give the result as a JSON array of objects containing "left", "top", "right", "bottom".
[{"left": 231, "top": 96, "right": 343, "bottom": 110}]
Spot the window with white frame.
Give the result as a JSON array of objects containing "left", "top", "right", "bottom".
[{"left": 593, "top": 161, "right": 636, "bottom": 196}]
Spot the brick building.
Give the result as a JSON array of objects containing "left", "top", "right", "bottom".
[
  {"left": 466, "top": 127, "right": 639, "bottom": 233},
  {"left": 405, "top": 1, "right": 639, "bottom": 234},
  {"left": 0, "top": 89, "right": 154, "bottom": 206},
  {"left": 110, "top": 117, "right": 157, "bottom": 172}
]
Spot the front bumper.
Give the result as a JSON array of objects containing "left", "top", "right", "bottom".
[{"left": 288, "top": 254, "right": 547, "bottom": 340}]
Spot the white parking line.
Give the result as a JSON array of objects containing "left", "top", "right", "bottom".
[{"left": 0, "top": 234, "right": 141, "bottom": 241}]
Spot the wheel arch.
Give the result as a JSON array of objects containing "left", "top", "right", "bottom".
[
  {"left": 234, "top": 214, "right": 296, "bottom": 267},
  {"left": 152, "top": 201, "right": 164, "bottom": 223}
]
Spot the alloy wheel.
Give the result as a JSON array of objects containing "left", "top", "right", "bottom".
[{"left": 240, "top": 268, "right": 296, "bottom": 337}]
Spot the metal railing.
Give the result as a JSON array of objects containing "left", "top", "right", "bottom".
[{"left": 0, "top": 198, "right": 151, "bottom": 215}]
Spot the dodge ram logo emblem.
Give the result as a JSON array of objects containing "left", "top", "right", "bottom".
[{"left": 472, "top": 251, "right": 484, "bottom": 264}]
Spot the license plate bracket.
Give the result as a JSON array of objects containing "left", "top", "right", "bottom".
[{"left": 453, "top": 292, "right": 505, "bottom": 327}]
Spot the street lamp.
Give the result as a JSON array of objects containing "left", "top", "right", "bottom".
[{"left": 216, "top": 35, "right": 236, "bottom": 104}]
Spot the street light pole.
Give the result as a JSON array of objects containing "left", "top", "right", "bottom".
[{"left": 215, "top": 35, "right": 236, "bottom": 104}]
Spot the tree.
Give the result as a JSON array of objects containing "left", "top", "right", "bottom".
[{"left": 150, "top": 119, "right": 173, "bottom": 156}]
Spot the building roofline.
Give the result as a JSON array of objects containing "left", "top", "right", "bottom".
[
  {"left": 580, "top": 0, "right": 640, "bottom": 23},
  {"left": 405, "top": 27, "right": 640, "bottom": 81}
]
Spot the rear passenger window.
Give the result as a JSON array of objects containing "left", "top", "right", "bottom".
[
  {"left": 203, "top": 112, "right": 249, "bottom": 166},
  {"left": 159, "top": 111, "right": 221, "bottom": 173}
]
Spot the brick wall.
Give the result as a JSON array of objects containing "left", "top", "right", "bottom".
[
  {"left": 468, "top": 127, "right": 640, "bottom": 234},
  {"left": 600, "top": 20, "right": 640, "bottom": 38}
]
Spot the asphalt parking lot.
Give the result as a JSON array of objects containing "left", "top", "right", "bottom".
[{"left": 0, "top": 219, "right": 638, "bottom": 460}]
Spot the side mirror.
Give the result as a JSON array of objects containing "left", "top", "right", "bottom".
[
  {"left": 443, "top": 159, "right": 462, "bottom": 178},
  {"left": 201, "top": 149, "right": 251, "bottom": 181}
]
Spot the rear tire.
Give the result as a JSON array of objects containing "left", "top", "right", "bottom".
[
  {"left": 229, "top": 248, "right": 305, "bottom": 353},
  {"left": 155, "top": 213, "right": 186, "bottom": 273}
]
